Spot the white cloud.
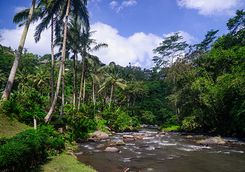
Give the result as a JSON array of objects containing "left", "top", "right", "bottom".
[
  {"left": 177, "top": 0, "right": 243, "bottom": 16},
  {"left": 90, "top": 23, "right": 195, "bottom": 68},
  {"left": 109, "top": 1, "right": 119, "bottom": 9},
  {"left": 90, "top": 22, "right": 161, "bottom": 68},
  {"left": 0, "top": 24, "right": 51, "bottom": 55},
  {"left": 109, "top": 0, "right": 137, "bottom": 12},
  {"left": 122, "top": 0, "right": 137, "bottom": 7},
  {"left": 0, "top": 22, "right": 195, "bottom": 68},
  {"left": 163, "top": 31, "right": 196, "bottom": 44},
  {"left": 14, "top": 6, "right": 28, "bottom": 13}
]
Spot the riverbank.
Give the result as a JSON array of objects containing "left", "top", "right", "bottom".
[
  {"left": 41, "top": 153, "right": 95, "bottom": 172},
  {"left": 0, "top": 114, "right": 96, "bottom": 172}
]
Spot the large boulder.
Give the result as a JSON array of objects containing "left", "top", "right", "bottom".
[
  {"left": 104, "top": 147, "right": 120, "bottom": 152},
  {"left": 89, "top": 131, "right": 109, "bottom": 141},
  {"left": 197, "top": 137, "right": 226, "bottom": 145}
]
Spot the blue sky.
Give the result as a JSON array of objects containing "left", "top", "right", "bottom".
[{"left": 0, "top": 0, "right": 244, "bottom": 68}]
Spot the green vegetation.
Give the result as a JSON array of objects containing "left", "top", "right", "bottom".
[
  {"left": 0, "top": 114, "right": 30, "bottom": 138},
  {"left": 0, "top": 126, "right": 64, "bottom": 171},
  {"left": 0, "top": 0, "right": 244, "bottom": 170},
  {"left": 161, "top": 125, "right": 181, "bottom": 132},
  {"left": 41, "top": 153, "right": 96, "bottom": 172}
]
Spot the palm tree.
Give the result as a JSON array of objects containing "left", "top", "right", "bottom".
[
  {"left": 45, "top": 0, "right": 89, "bottom": 122},
  {"left": 78, "top": 31, "right": 107, "bottom": 109},
  {"left": 34, "top": 0, "right": 66, "bottom": 103},
  {"left": 99, "top": 62, "right": 127, "bottom": 107},
  {"left": 1, "top": 0, "right": 36, "bottom": 101},
  {"left": 66, "top": 15, "right": 85, "bottom": 109},
  {"left": 87, "top": 55, "right": 104, "bottom": 106},
  {"left": 10, "top": 0, "right": 65, "bottom": 103}
]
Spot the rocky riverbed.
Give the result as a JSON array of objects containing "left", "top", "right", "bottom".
[{"left": 75, "top": 129, "right": 245, "bottom": 172}]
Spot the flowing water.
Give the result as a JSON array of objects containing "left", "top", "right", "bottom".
[{"left": 76, "top": 129, "right": 245, "bottom": 172}]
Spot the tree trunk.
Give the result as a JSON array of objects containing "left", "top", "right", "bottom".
[
  {"left": 33, "top": 117, "right": 37, "bottom": 130},
  {"left": 92, "top": 79, "right": 96, "bottom": 106},
  {"left": 73, "top": 53, "right": 78, "bottom": 109},
  {"left": 78, "top": 55, "right": 85, "bottom": 110},
  {"left": 50, "top": 15, "right": 55, "bottom": 103},
  {"left": 1, "top": 0, "right": 36, "bottom": 101},
  {"left": 45, "top": 0, "right": 70, "bottom": 123},
  {"left": 60, "top": 63, "right": 65, "bottom": 117},
  {"left": 83, "top": 78, "right": 86, "bottom": 102},
  {"left": 109, "top": 84, "right": 114, "bottom": 107}
]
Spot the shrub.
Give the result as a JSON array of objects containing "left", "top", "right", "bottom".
[
  {"left": 181, "top": 116, "right": 201, "bottom": 131},
  {"left": 0, "top": 126, "right": 64, "bottom": 171},
  {"left": 65, "top": 111, "right": 97, "bottom": 140},
  {"left": 1, "top": 90, "right": 46, "bottom": 124},
  {"left": 112, "top": 110, "right": 134, "bottom": 132},
  {"left": 141, "top": 111, "right": 156, "bottom": 124}
]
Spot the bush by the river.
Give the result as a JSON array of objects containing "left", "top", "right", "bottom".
[{"left": 0, "top": 126, "right": 64, "bottom": 171}]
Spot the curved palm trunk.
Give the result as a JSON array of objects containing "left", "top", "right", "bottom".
[
  {"left": 1, "top": 0, "right": 36, "bottom": 101},
  {"left": 50, "top": 15, "right": 55, "bottom": 103},
  {"left": 73, "top": 53, "right": 78, "bottom": 109},
  {"left": 45, "top": 0, "right": 70, "bottom": 123}
]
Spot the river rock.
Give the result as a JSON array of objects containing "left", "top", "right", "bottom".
[
  {"left": 96, "top": 144, "right": 106, "bottom": 149},
  {"left": 134, "top": 135, "right": 144, "bottom": 140},
  {"left": 197, "top": 137, "right": 226, "bottom": 145},
  {"left": 104, "top": 147, "right": 120, "bottom": 152},
  {"left": 109, "top": 140, "right": 125, "bottom": 146},
  {"left": 123, "top": 135, "right": 135, "bottom": 142},
  {"left": 89, "top": 131, "right": 109, "bottom": 141},
  {"left": 186, "top": 135, "right": 193, "bottom": 139}
]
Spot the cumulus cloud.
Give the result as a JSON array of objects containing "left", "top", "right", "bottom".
[
  {"left": 109, "top": 0, "right": 137, "bottom": 12},
  {"left": 0, "top": 24, "right": 51, "bottom": 55},
  {"left": 177, "top": 0, "right": 243, "bottom": 16},
  {"left": 0, "top": 22, "right": 194, "bottom": 68},
  {"left": 91, "top": 22, "right": 161, "bottom": 68},
  {"left": 90, "top": 23, "right": 195, "bottom": 68}
]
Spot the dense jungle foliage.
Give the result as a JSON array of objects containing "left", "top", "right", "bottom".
[{"left": 0, "top": 4, "right": 244, "bottom": 141}]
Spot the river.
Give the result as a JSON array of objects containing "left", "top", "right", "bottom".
[{"left": 76, "top": 129, "right": 245, "bottom": 172}]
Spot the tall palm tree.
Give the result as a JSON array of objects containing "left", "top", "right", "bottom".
[
  {"left": 99, "top": 62, "right": 127, "bottom": 107},
  {"left": 1, "top": 0, "right": 36, "bottom": 101},
  {"left": 34, "top": 0, "right": 66, "bottom": 103},
  {"left": 45, "top": 0, "right": 89, "bottom": 122},
  {"left": 10, "top": 0, "right": 66, "bottom": 103},
  {"left": 67, "top": 15, "right": 84, "bottom": 109},
  {"left": 78, "top": 31, "right": 107, "bottom": 109},
  {"left": 87, "top": 55, "right": 104, "bottom": 106}
]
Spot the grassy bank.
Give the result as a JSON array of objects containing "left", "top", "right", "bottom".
[
  {"left": 41, "top": 153, "right": 96, "bottom": 172},
  {"left": 161, "top": 124, "right": 181, "bottom": 132},
  {"left": 0, "top": 114, "right": 30, "bottom": 138}
]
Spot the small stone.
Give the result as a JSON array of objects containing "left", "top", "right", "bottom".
[
  {"left": 104, "top": 147, "right": 120, "bottom": 152},
  {"left": 109, "top": 140, "right": 125, "bottom": 146},
  {"left": 186, "top": 135, "right": 193, "bottom": 139},
  {"left": 96, "top": 144, "right": 106, "bottom": 149}
]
